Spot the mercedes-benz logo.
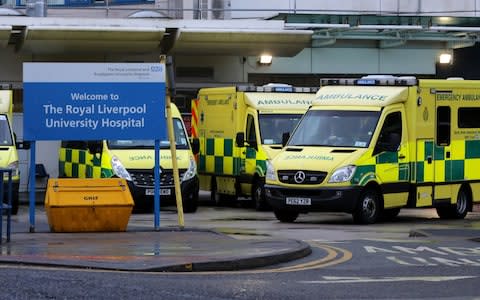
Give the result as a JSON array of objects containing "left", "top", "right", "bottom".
[{"left": 294, "top": 171, "right": 306, "bottom": 184}]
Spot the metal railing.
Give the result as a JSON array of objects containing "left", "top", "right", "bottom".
[{"left": 0, "top": 169, "right": 13, "bottom": 243}]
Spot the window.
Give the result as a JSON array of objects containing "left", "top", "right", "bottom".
[
  {"left": 437, "top": 106, "right": 451, "bottom": 146},
  {"left": 61, "top": 140, "right": 88, "bottom": 150},
  {"left": 246, "top": 114, "right": 257, "bottom": 144},
  {"left": 458, "top": 107, "right": 480, "bottom": 128},
  {"left": 288, "top": 110, "right": 380, "bottom": 148},
  {"left": 374, "top": 111, "right": 402, "bottom": 154}
]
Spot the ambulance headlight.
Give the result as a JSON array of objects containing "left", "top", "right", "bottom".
[
  {"left": 111, "top": 155, "right": 132, "bottom": 181},
  {"left": 266, "top": 160, "right": 277, "bottom": 182},
  {"left": 328, "top": 165, "right": 356, "bottom": 183},
  {"left": 182, "top": 158, "right": 197, "bottom": 182},
  {"left": 6, "top": 161, "right": 19, "bottom": 178}
]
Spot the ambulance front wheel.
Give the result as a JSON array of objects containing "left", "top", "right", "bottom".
[
  {"left": 436, "top": 187, "right": 470, "bottom": 219},
  {"left": 274, "top": 210, "right": 299, "bottom": 223},
  {"left": 353, "top": 188, "right": 380, "bottom": 224}
]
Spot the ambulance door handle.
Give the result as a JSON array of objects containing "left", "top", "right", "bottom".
[
  {"left": 446, "top": 151, "right": 450, "bottom": 159},
  {"left": 427, "top": 156, "right": 432, "bottom": 164},
  {"left": 398, "top": 154, "right": 406, "bottom": 160}
]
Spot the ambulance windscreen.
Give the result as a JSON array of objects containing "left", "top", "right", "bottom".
[
  {"left": 107, "top": 118, "right": 189, "bottom": 149},
  {"left": 259, "top": 114, "right": 302, "bottom": 145},
  {"left": 0, "top": 115, "right": 13, "bottom": 146},
  {"left": 288, "top": 110, "right": 380, "bottom": 148}
]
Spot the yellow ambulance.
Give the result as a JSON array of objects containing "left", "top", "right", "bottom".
[
  {"left": 266, "top": 76, "right": 480, "bottom": 224},
  {"left": 192, "top": 84, "right": 317, "bottom": 210},
  {"left": 0, "top": 90, "right": 21, "bottom": 215},
  {"left": 59, "top": 103, "right": 199, "bottom": 213}
]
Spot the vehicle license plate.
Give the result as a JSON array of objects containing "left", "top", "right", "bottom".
[
  {"left": 286, "top": 197, "right": 311, "bottom": 205},
  {"left": 146, "top": 189, "right": 171, "bottom": 196}
]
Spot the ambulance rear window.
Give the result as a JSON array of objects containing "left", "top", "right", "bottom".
[{"left": 458, "top": 108, "right": 480, "bottom": 128}]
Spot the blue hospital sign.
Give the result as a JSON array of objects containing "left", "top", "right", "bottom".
[{"left": 23, "top": 63, "right": 166, "bottom": 140}]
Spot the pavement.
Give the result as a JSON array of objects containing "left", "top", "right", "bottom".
[
  {"left": 0, "top": 197, "right": 311, "bottom": 272},
  {"left": 2, "top": 193, "right": 479, "bottom": 272}
]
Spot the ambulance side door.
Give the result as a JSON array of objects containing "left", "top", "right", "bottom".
[
  {"left": 243, "top": 111, "right": 259, "bottom": 178},
  {"left": 373, "top": 107, "right": 410, "bottom": 208}
]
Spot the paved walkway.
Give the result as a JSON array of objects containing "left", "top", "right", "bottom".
[{"left": 0, "top": 206, "right": 311, "bottom": 272}]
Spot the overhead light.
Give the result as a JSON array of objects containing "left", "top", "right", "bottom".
[
  {"left": 439, "top": 53, "right": 452, "bottom": 64},
  {"left": 258, "top": 54, "right": 273, "bottom": 65}
]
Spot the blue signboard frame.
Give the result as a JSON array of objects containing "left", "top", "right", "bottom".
[{"left": 23, "top": 63, "right": 166, "bottom": 231}]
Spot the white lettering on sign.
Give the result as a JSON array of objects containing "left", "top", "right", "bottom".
[
  {"left": 70, "top": 92, "right": 109, "bottom": 101},
  {"left": 97, "top": 104, "right": 147, "bottom": 116},
  {"left": 45, "top": 118, "right": 99, "bottom": 130},
  {"left": 365, "top": 245, "right": 480, "bottom": 267}
]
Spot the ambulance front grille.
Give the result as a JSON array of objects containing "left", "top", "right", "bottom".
[
  {"left": 277, "top": 170, "right": 327, "bottom": 184},
  {"left": 129, "top": 169, "right": 187, "bottom": 187}
]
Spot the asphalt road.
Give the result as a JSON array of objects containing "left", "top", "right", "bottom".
[{"left": 3, "top": 191, "right": 480, "bottom": 299}]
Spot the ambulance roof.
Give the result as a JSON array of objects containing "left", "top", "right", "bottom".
[
  {"left": 244, "top": 92, "right": 315, "bottom": 111},
  {"left": 313, "top": 85, "right": 408, "bottom": 107}
]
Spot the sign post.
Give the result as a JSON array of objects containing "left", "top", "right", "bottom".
[{"left": 23, "top": 63, "right": 166, "bottom": 232}]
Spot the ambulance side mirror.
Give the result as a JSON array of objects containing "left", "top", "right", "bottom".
[
  {"left": 16, "top": 140, "right": 31, "bottom": 150},
  {"left": 191, "top": 138, "right": 200, "bottom": 155},
  {"left": 235, "top": 132, "right": 245, "bottom": 147},
  {"left": 281, "top": 132, "right": 290, "bottom": 147}
]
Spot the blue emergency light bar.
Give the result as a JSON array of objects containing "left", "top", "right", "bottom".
[
  {"left": 321, "top": 75, "right": 417, "bottom": 87},
  {"left": 356, "top": 79, "right": 377, "bottom": 85},
  {"left": 238, "top": 84, "right": 318, "bottom": 93},
  {"left": 272, "top": 86, "right": 293, "bottom": 92}
]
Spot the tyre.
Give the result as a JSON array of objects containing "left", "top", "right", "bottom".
[
  {"left": 11, "top": 192, "right": 19, "bottom": 215},
  {"left": 210, "top": 178, "right": 229, "bottom": 206},
  {"left": 4, "top": 193, "right": 18, "bottom": 215},
  {"left": 274, "top": 210, "right": 299, "bottom": 223},
  {"left": 436, "top": 187, "right": 469, "bottom": 219},
  {"left": 182, "top": 192, "right": 198, "bottom": 213},
  {"left": 353, "top": 188, "right": 380, "bottom": 224},
  {"left": 252, "top": 179, "right": 270, "bottom": 211}
]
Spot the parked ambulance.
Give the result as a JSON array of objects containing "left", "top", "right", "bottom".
[
  {"left": 58, "top": 103, "right": 199, "bottom": 213},
  {"left": 0, "top": 90, "right": 21, "bottom": 214},
  {"left": 192, "top": 84, "right": 317, "bottom": 210},
  {"left": 266, "top": 76, "right": 480, "bottom": 224}
]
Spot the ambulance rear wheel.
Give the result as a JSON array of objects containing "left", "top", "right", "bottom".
[
  {"left": 252, "top": 180, "right": 269, "bottom": 211},
  {"left": 353, "top": 188, "right": 380, "bottom": 224},
  {"left": 7, "top": 192, "right": 19, "bottom": 215},
  {"left": 211, "top": 177, "right": 228, "bottom": 206},
  {"left": 436, "top": 187, "right": 470, "bottom": 219},
  {"left": 274, "top": 210, "right": 299, "bottom": 223}
]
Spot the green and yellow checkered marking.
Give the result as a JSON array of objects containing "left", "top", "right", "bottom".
[
  {"left": 59, "top": 148, "right": 113, "bottom": 179},
  {"left": 351, "top": 139, "right": 480, "bottom": 186},
  {"left": 199, "top": 137, "right": 267, "bottom": 176}
]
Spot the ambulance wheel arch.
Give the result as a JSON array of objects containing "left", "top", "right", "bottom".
[{"left": 436, "top": 184, "right": 472, "bottom": 219}]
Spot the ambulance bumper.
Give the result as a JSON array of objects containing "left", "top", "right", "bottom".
[{"left": 264, "top": 184, "right": 362, "bottom": 213}]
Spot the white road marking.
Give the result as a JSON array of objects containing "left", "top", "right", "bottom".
[{"left": 299, "top": 275, "right": 476, "bottom": 284}]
